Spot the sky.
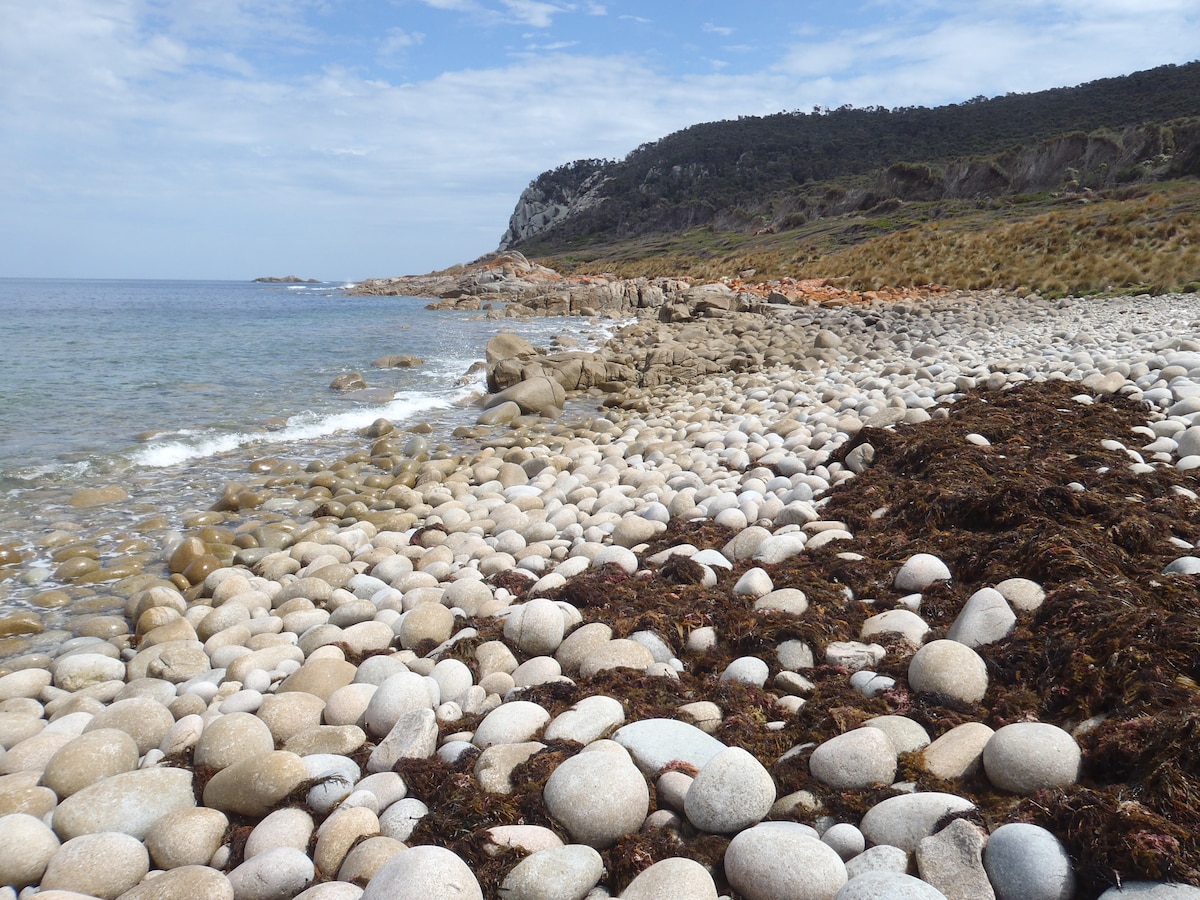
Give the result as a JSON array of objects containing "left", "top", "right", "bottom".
[{"left": 1, "top": 1, "right": 1198, "bottom": 281}]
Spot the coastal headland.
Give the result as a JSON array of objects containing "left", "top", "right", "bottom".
[{"left": 2, "top": 252, "right": 1200, "bottom": 899}]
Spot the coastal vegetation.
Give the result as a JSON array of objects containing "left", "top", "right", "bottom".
[{"left": 504, "top": 62, "right": 1200, "bottom": 295}]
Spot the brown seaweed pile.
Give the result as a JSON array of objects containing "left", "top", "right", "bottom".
[{"left": 376, "top": 381, "right": 1200, "bottom": 897}]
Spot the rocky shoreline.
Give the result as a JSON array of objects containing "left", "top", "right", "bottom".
[{"left": 3, "top": 264, "right": 1200, "bottom": 899}]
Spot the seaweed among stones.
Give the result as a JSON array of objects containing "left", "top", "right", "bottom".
[
  {"left": 1027, "top": 786, "right": 1200, "bottom": 895},
  {"left": 392, "top": 380, "right": 1200, "bottom": 895},
  {"left": 817, "top": 380, "right": 1200, "bottom": 891}
]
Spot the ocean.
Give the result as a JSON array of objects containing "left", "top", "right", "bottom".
[{"left": 0, "top": 278, "right": 615, "bottom": 628}]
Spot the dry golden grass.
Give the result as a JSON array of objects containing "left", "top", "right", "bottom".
[{"left": 536, "top": 181, "right": 1200, "bottom": 296}]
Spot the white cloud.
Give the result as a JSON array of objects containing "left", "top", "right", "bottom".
[
  {"left": 703, "top": 22, "right": 733, "bottom": 36},
  {"left": 500, "top": 0, "right": 565, "bottom": 28},
  {"left": 381, "top": 26, "right": 425, "bottom": 54},
  {"left": 417, "top": 0, "right": 481, "bottom": 11},
  {"left": 523, "top": 40, "right": 580, "bottom": 51}
]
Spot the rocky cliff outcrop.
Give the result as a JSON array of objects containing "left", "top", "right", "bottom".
[
  {"left": 498, "top": 165, "right": 611, "bottom": 249},
  {"left": 499, "top": 114, "right": 1200, "bottom": 251}
]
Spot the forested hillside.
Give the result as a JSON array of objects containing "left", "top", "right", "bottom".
[{"left": 500, "top": 61, "right": 1200, "bottom": 295}]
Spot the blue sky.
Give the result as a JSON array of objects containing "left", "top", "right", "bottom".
[{"left": 1, "top": 1, "right": 1198, "bottom": 280}]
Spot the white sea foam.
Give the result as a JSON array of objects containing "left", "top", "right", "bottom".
[{"left": 129, "top": 392, "right": 454, "bottom": 469}]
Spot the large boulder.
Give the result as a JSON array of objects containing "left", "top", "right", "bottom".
[
  {"left": 486, "top": 333, "right": 538, "bottom": 390},
  {"left": 485, "top": 376, "right": 566, "bottom": 418},
  {"left": 486, "top": 332, "right": 537, "bottom": 365}
]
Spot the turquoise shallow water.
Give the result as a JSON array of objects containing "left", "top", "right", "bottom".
[{"left": 0, "top": 278, "right": 614, "bottom": 620}]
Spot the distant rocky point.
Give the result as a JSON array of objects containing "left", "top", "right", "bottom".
[{"left": 252, "top": 275, "right": 321, "bottom": 283}]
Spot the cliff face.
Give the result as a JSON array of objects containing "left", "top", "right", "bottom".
[{"left": 498, "top": 163, "right": 611, "bottom": 250}]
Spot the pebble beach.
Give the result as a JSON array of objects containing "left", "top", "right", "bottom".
[{"left": 3, "top": 264, "right": 1200, "bottom": 900}]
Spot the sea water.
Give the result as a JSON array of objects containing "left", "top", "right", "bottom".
[{"left": 0, "top": 278, "right": 616, "bottom": 620}]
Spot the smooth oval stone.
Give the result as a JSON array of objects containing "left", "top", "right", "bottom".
[
  {"left": 834, "top": 870, "right": 948, "bottom": 899},
  {"left": 324, "top": 684, "right": 377, "bottom": 728},
  {"left": 83, "top": 696, "right": 175, "bottom": 755},
  {"left": 0, "top": 812, "right": 60, "bottom": 887},
  {"left": 429, "top": 659, "right": 474, "bottom": 705},
  {"left": 361, "top": 844, "right": 482, "bottom": 900},
  {"left": 40, "top": 728, "right": 139, "bottom": 798},
  {"left": 725, "top": 823, "right": 848, "bottom": 900},
  {"left": 483, "top": 824, "right": 563, "bottom": 856},
  {"left": 945, "top": 587, "right": 1016, "bottom": 648},
  {"left": 362, "top": 671, "right": 436, "bottom": 739},
  {"left": 1, "top": 730, "right": 70, "bottom": 775},
  {"left": 753, "top": 588, "right": 810, "bottom": 616},
  {"left": 202, "top": 750, "right": 308, "bottom": 817},
  {"left": 822, "top": 823, "right": 866, "bottom": 861},
  {"left": 504, "top": 597, "right": 566, "bottom": 656},
  {"left": 499, "top": 844, "right": 604, "bottom": 900},
  {"left": 921, "top": 722, "right": 994, "bottom": 780},
  {"left": 52, "top": 653, "right": 125, "bottom": 692},
  {"left": 982, "top": 723, "right": 1081, "bottom": 795},
  {"left": 907, "top": 640, "right": 988, "bottom": 704},
  {"left": 69, "top": 485, "right": 130, "bottom": 508},
  {"left": 228, "top": 846, "right": 316, "bottom": 900},
  {"left": 116, "top": 865, "right": 235, "bottom": 900},
  {"left": 304, "top": 753, "right": 362, "bottom": 814},
  {"left": 733, "top": 567, "right": 774, "bottom": 599},
  {"left": 861, "top": 609, "right": 929, "bottom": 646},
  {"left": 1097, "top": 884, "right": 1200, "bottom": 898},
  {"left": 719, "top": 656, "right": 771, "bottom": 686},
  {"left": 577, "top": 639, "right": 654, "bottom": 678},
  {"left": 41, "top": 831, "right": 149, "bottom": 898},
  {"left": 296, "top": 884, "right": 367, "bottom": 900},
  {"left": 0, "top": 775, "right": 58, "bottom": 819},
  {"left": 277, "top": 657, "right": 358, "bottom": 702},
  {"left": 472, "top": 700, "right": 551, "bottom": 748},
  {"left": 0, "top": 667, "right": 52, "bottom": 701},
  {"left": 194, "top": 711, "right": 275, "bottom": 771},
  {"left": 894, "top": 554, "right": 951, "bottom": 591},
  {"left": 863, "top": 715, "right": 930, "bottom": 754},
  {"left": 475, "top": 742, "right": 546, "bottom": 794},
  {"left": 379, "top": 797, "right": 428, "bottom": 843},
  {"left": 315, "top": 805, "right": 380, "bottom": 875},
  {"left": 337, "top": 835, "right": 407, "bottom": 883},
  {"left": 544, "top": 695, "right": 625, "bottom": 745},
  {"left": 144, "top": 807, "right": 229, "bottom": 869},
  {"left": 245, "top": 807, "right": 315, "bottom": 860},
  {"left": 994, "top": 577, "right": 1045, "bottom": 612},
  {"left": 808, "top": 727, "right": 897, "bottom": 790},
  {"left": 543, "top": 744, "right": 649, "bottom": 849},
  {"left": 612, "top": 718, "right": 725, "bottom": 775},
  {"left": 257, "top": 691, "right": 327, "bottom": 744},
  {"left": 399, "top": 602, "right": 454, "bottom": 650},
  {"left": 554, "top": 622, "right": 612, "bottom": 673},
  {"left": 285, "top": 723, "right": 367, "bottom": 757},
  {"left": 612, "top": 515, "right": 661, "bottom": 549},
  {"left": 53, "top": 766, "right": 196, "bottom": 841},
  {"left": 752, "top": 532, "right": 808, "bottom": 565},
  {"left": 684, "top": 746, "right": 775, "bottom": 833},
  {"left": 620, "top": 855, "right": 719, "bottom": 899},
  {"left": 1164, "top": 556, "right": 1200, "bottom": 575},
  {"left": 590, "top": 545, "right": 638, "bottom": 574},
  {"left": 845, "top": 844, "right": 910, "bottom": 880},
  {"left": 859, "top": 793, "right": 977, "bottom": 853},
  {"left": 983, "top": 822, "right": 1076, "bottom": 900}
]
